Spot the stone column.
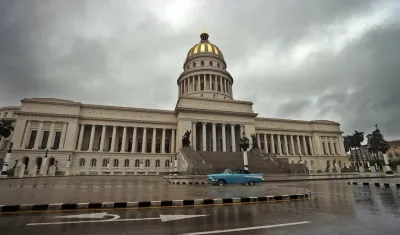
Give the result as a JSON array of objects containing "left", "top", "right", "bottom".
[
  {"left": 302, "top": 135, "right": 308, "bottom": 155},
  {"left": 308, "top": 136, "right": 314, "bottom": 155},
  {"left": 60, "top": 123, "right": 67, "bottom": 149},
  {"left": 212, "top": 123, "right": 217, "bottom": 152},
  {"left": 131, "top": 127, "right": 137, "bottom": 153},
  {"left": 192, "top": 76, "right": 195, "bottom": 91},
  {"left": 257, "top": 134, "right": 261, "bottom": 149},
  {"left": 221, "top": 124, "right": 226, "bottom": 152},
  {"left": 198, "top": 75, "right": 201, "bottom": 91},
  {"left": 99, "top": 125, "right": 106, "bottom": 152},
  {"left": 151, "top": 128, "right": 157, "bottom": 153},
  {"left": 202, "top": 123, "right": 207, "bottom": 151},
  {"left": 34, "top": 122, "right": 44, "bottom": 149},
  {"left": 192, "top": 122, "right": 197, "bottom": 151},
  {"left": 121, "top": 126, "right": 127, "bottom": 152},
  {"left": 209, "top": 75, "right": 212, "bottom": 90},
  {"left": 231, "top": 124, "right": 236, "bottom": 152},
  {"left": 47, "top": 122, "right": 56, "bottom": 149},
  {"left": 270, "top": 134, "right": 275, "bottom": 153},
  {"left": 263, "top": 134, "right": 268, "bottom": 153},
  {"left": 76, "top": 124, "right": 85, "bottom": 151},
  {"left": 88, "top": 125, "right": 96, "bottom": 151},
  {"left": 290, "top": 135, "right": 295, "bottom": 155},
  {"left": 284, "top": 135, "right": 289, "bottom": 155},
  {"left": 161, "top": 129, "right": 166, "bottom": 153},
  {"left": 296, "top": 135, "right": 302, "bottom": 155},
  {"left": 240, "top": 125, "right": 244, "bottom": 138},
  {"left": 142, "top": 127, "right": 147, "bottom": 153},
  {"left": 171, "top": 129, "right": 175, "bottom": 153},
  {"left": 21, "top": 120, "right": 32, "bottom": 149},
  {"left": 277, "top": 134, "right": 282, "bottom": 155},
  {"left": 110, "top": 126, "right": 117, "bottom": 152}
]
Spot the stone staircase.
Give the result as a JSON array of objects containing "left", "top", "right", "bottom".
[{"left": 178, "top": 147, "right": 309, "bottom": 175}]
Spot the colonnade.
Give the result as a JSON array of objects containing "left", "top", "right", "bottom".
[
  {"left": 20, "top": 121, "right": 68, "bottom": 150},
  {"left": 179, "top": 73, "right": 232, "bottom": 96},
  {"left": 75, "top": 125, "right": 176, "bottom": 154}
]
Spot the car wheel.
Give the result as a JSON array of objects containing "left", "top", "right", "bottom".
[
  {"left": 217, "top": 179, "right": 226, "bottom": 186},
  {"left": 248, "top": 181, "right": 255, "bottom": 186}
]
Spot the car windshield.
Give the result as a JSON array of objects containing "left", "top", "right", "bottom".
[{"left": 223, "top": 169, "right": 232, "bottom": 174}]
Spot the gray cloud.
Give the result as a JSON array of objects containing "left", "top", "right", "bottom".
[{"left": 1, "top": 0, "right": 399, "bottom": 139}]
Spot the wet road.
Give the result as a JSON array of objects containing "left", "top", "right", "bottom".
[
  {"left": 1, "top": 179, "right": 400, "bottom": 234},
  {"left": 0, "top": 176, "right": 306, "bottom": 204}
]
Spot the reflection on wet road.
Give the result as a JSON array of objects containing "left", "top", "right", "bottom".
[{"left": 1, "top": 179, "right": 399, "bottom": 234}]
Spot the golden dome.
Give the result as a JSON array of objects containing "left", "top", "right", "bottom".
[{"left": 186, "top": 32, "right": 224, "bottom": 60}]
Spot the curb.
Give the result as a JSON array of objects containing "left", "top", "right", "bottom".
[
  {"left": 0, "top": 192, "right": 312, "bottom": 213},
  {"left": 348, "top": 181, "right": 400, "bottom": 188}
]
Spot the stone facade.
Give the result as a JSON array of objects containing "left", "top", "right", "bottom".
[{"left": 0, "top": 32, "right": 350, "bottom": 175}]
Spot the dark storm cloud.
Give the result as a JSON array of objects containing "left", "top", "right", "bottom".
[{"left": 0, "top": 0, "right": 399, "bottom": 139}]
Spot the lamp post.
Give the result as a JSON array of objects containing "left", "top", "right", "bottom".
[
  {"left": 174, "top": 154, "right": 178, "bottom": 175},
  {"left": 239, "top": 132, "right": 250, "bottom": 170},
  {"left": 0, "top": 142, "right": 13, "bottom": 177},
  {"left": 140, "top": 159, "right": 143, "bottom": 173},
  {"left": 169, "top": 156, "right": 173, "bottom": 175},
  {"left": 106, "top": 158, "right": 110, "bottom": 174}
]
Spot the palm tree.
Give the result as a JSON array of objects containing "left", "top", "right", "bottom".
[
  {"left": 0, "top": 119, "right": 14, "bottom": 138},
  {"left": 352, "top": 130, "right": 366, "bottom": 167},
  {"left": 343, "top": 135, "right": 355, "bottom": 169}
]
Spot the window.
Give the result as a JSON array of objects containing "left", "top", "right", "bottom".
[
  {"left": 212, "top": 83, "right": 215, "bottom": 90},
  {"left": 91, "top": 158, "right": 97, "bottom": 167},
  {"left": 79, "top": 158, "right": 85, "bottom": 167},
  {"left": 40, "top": 131, "right": 49, "bottom": 149},
  {"left": 4, "top": 112, "right": 8, "bottom": 117},
  {"left": 201, "top": 61, "right": 204, "bottom": 66},
  {"left": 102, "top": 158, "right": 108, "bottom": 167},
  {"left": 200, "top": 83, "right": 204, "bottom": 90},
  {"left": 155, "top": 160, "right": 160, "bottom": 167},
  {"left": 145, "top": 159, "right": 150, "bottom": 167},
  {"left": 146, "top": 139, "right": 151, "bottom": 153},
  {"left": 124, "top": 159, "right": 129, "bottom": 167},
  {"left": 128, "top": 138, "right": 132, "bottom": 152},
  {"left": 137, "top": 138, "right": 142, "bottom": 152},
  {"left": 113, "top": 159, "right": 119, "bottom": 167},
  {"left": 118, "top": 137, "right": 122, "bottom": 152},
  {"left": 165, "top": 160, "right": 170, "bottom": 167},
  {"left": 108, "top": 137, "right": 112, "bottom": 151},
  {"left": 194, "top": 84, "right": 197, "bottom": 91},
  {"left": 165, "top": 140, "right": 170, "bottom": 153},
  {"left": 218, "top": 85, "right": 221, "bottom": 92},
  {"left": 209, "top": 61, "right": 213, "bottom": 66},
  {"left": 28, "top": 130, "right": 37, "bottom": 149},
  {"left": 328, "top": 143, "right": 332, "bottom": 154},
  {"left": 200, "top": 94, "right": 203, "bottom": 97},
  {"left": 217, "top": 63, "right": 220, "bottom": 68},
  {"left": 135, "top": 159, "right": 140, "bottom": 167},
  {"left": 53, "top": 132, "right": 61, "bottom": 150},
  {"left": 322, "top": 143, "right": 327, "bottom": 155},
  {"left": 334, "top": 143, "right": 338, "bottom": 154},
  {"left": 187, "top": 65, "right": 189, "bottom": 70},
  {"left": 156, "top": 139, "right": 161, "bottom": 153},
  {"left": 192, "top": 62, "right": 196, "bottom": 67}
]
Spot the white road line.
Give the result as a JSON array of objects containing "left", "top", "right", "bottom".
[
  {"left": 179, "top": 221, "right": 311, "bottom": 235},
  {"left": 26, "top": 217, "right": 160, "bottom": 226}
]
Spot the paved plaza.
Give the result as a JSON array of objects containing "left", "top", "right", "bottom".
[
  {"left": 0, "top": 176, "right": 307, "bottom": 204},
  {"left": 1, "top": 179, "right": 399, "bottom": 234}
]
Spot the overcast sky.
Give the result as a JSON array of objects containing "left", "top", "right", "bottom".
[{"left": 1, "top": 0, "right": 399, "bottom": 139}]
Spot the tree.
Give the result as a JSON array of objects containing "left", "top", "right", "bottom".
[
  {"left": 343, "top": 135, "right": 358, "bottom": 170},
  {"left": 0, "top": 119, "right": 14, "bottom": 138},
  {"left": 367, "top": 124, "right": 392, "bottom": 174},
  {"left": 352, "top": 130, "right": 366, "bottom": 167}
]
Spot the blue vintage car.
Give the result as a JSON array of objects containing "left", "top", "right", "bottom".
[{"left": 207, "top": 169, "right": 264, "bottom": 186}]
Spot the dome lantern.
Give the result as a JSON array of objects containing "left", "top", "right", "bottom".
[{"left": 200, "top": 31, "right": 209, "bottom": 42}]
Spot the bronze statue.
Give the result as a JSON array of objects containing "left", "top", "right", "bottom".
[
  {"left": 182, "top": 130, "right": 192, "bottom": 147},
  {"left": 250, "top": 134, "right": 259, "bottom": 149}
]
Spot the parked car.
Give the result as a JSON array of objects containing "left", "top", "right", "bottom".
[{"left": 207, "top": 169, "right": 264, "bottom": 186}]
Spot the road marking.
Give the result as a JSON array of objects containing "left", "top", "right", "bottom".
[
  {"left": 26, "top": 213, "right": 209, "bottom": 226},
  {"left": 179, "top": 221, "right": 311, "bottom": 235}
]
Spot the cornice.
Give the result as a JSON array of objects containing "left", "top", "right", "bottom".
[
  {"left": 22, "top": 98, "right": 81, "bottom": 107},
  {"left": 256, "top": 117, "right": 339, "bottom": 125},
  {"left": 0, "top": 106, "right": 20, "bottom": 111},
  {"left": 14, "top": 111, "right": 80, "bottom": 119},
  {"left": 176, "top": 107, "right": 258, "bottom": 117},
  {"left": 81, "top": 104, "right": 174, "bottom": 114},
  {"left": 255, "top": 127, "right": 343, "bottom": 134}
]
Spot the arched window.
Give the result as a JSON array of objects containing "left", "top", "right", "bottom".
[
  {"left": 22, "top": 156, "right": 29, "bottom": 169},
  {"left": 91, "top": 158, "right": 97, "bottom": 167},
  {"left": 209, "top": 61, "right": 213, "bottom": 66},
  {"left": 36, "top": 157, "right": 43, "bottom": 169},
  {"left": 102, "top": 158, "right": 108, "bottom": 167},
  {"left": 165, "top": 160, "right": 170, "bottom": 167},
  {"left": 217, "top": 63, "right": 220, "bottom": 68},
  {"left": 201, "top": 61, "right": 204, "bottom": 66},
  {"left": 192, "top": 62, "right": 196, "bottom": 67},
  {"left": 156, "top": 160, "right": 160, "bottom": 168},
  {"left": 145, "top": 159, "right": 150, "bottom": 167},
  {"left": 124, "top": 159, "right": 129, "bottom": 167},
  {"left": 135, "top": 159, "right": 140, "bottom": 167},
  {"left": 79, "top": 158, "right": 85, "bottom": 167},
  {"left": 114, "top": 159, "right": 119, "bottom": 167}
]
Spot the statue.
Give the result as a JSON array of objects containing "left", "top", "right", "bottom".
[
  {"left": 182, "top": 130, "right": 192, "bottom": 147},
  {"left": 250, "top": 134, "right": 259, "bottom": 149}
]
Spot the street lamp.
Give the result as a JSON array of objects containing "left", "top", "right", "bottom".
[
  {"left": 0, "top": 142, "right": 13, "bottom": 177},
  {"left": 239, "top": 132, "right": 250, "bottom": 170}
]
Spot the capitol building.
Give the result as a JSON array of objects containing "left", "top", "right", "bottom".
[{"left": 0, "top": 32, "right": 349, "bottom": 176}]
